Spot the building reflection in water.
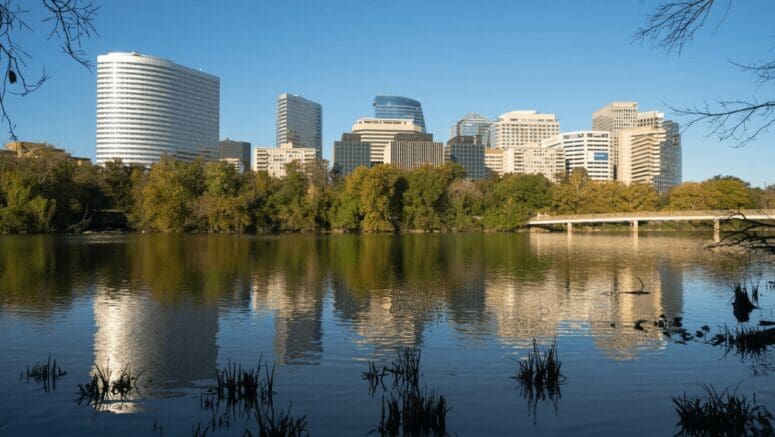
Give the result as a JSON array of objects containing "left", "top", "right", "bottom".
[{"left": 92, "top": 283, "right": 218, "bottom": 412}]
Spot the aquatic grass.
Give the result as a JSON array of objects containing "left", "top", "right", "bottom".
[
  {"left": 673, "top": 385, "right": 774, "bottom": 436},
  {"left": 387, "top": 347, "right": 421, "bottom": 391},
  {"left": 21, "top": 355, "right": 67, "bottom": 392},
  {"left": 732, "top": 281, "right": 759, "bottom": 322},
  {"left": 376, "top": 388, "right": 448, "bottom": 437},
  {"left": 710, "top": 325, "right": 775, "bottom": 359},
  {"left": 75, "top": 363, "right": 140, "bottom": 409},
  {"left": 512, "top": 339, "right": 566, "bottom": 422},
  {"left": 249, "top": 402, "right": 308, "bottom": 437},
  {"left": 363, "top": 361, "right": 388, "bottom": 395}
]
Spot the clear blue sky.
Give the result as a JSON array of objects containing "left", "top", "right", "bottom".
[{"left": 8, "top": 0, "right": 775, "bottom": 186}]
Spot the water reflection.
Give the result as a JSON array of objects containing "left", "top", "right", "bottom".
[{"left": 0, "top": 233, "right": 751, "bottom": 383}]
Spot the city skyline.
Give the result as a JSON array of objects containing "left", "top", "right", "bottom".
[{"left": 6, "top": 0, "right": 775, "bottom": 186}]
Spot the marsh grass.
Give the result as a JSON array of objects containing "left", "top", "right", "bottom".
[
  {"left": 249, "top": 402, "right": 308, "bottom": 437},
  {"left": 513, "top": 339, "right": 566, "bottom": 422},
  {"left": 365, "top": 348, "right": 450, "bottom": 436},
  {"left": 75, "top": 363, "right": 140, "bottom": 409},
  {"left": 710, "top": 325, "right": 775, "bottom": 360},
  {"left": 21, "top": 355, "right": 66, "bottom": 392},
  {"left": 673, "top": 385, "right": 774, "bottom": 436}
]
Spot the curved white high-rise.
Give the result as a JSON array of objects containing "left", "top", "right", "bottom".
[{"left": 96, "top": 52, "right": 219, "bottom": 166}]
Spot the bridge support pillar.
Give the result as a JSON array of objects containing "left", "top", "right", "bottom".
[
  {"left": 566, "top": 222, "right": 573, "bottom": 233},
  {"left": 713, "top": 219, "right": 720, "bottom": 233},
  {"left": 631, "top": 220, "right": 639, "bottom": 233}
]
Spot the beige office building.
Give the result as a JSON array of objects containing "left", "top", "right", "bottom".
[
  {"left": 253, "top": 143, "right": 316, "bottom": 178},
  {"left": 484, "top": 148, "right": 504, "bottom": 176},
  {"left": 502, "top": 146, "right": 565, "bottom": 183},
  {"left": 618, "top": 120, "right": 681, "bottom": 192},
  {"left": 486, "top": 110, "right": 560, "bottom": 149},
  {"left": 384, "top": 133, "right": 444, "bottom": 171},
  {"left": 541, "top": 131, "right": 613, "bottom": 181},
  {"left": 592, "top": 102, "right": 665, "bottom": 179},
  {"left": 351, "top": 118, "right": 423, "bottom": 165}
]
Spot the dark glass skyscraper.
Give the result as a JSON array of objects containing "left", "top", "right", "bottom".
[{"left": 373, "top": 95, "right": 426, "bottom": 132}]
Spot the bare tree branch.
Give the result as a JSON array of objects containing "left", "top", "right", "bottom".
[
  {"left": 666, "top": 100, "right": 775, "bottom": 147},
  {"left": 0, "top": 0, "right": 97, "bottom": 138},
  {"left": 731, "top": 60, "right": 775, "bottom": 85},
  {"left": 714, "top": 212, "right": 775, "bottom": 254},
  {"left": 633, "top": 0, "right": 730, "bottom": 54}
]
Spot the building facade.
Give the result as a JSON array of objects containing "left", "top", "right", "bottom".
[
  {"left": 486, "top": 110, "right": 560, "bottom": 149},
  {"left": 541, "top": 131, "right": 613, "bottom": 181},
  {"left": 219, "top": 139, "right": 251, "bottom": 172},
  {"left": 253, "top": 143, "right": 317, "bottom": 178},
  {"left": 96, "top": 52, "right": 219, "bottom": 166},
  {"left": 445, "top": 136, "right": 486, "bottom": 180},
  {"left": 484, "top": 148, "right": 504, "bottom": 176},
  {"left": 351, "top": 118, "right": 424, "bottom": 166},
  {"left": 332, "top": 133, "right": 371, "bottom": 176},
  {"left": 373, "top": 95, "right": 426, "bottom": 132},
  {"left": 618, "top": 121, "right": 681, "bottom": 192},
  {"left": 276, "top": 93, "right": 323, "bottom": 158},
  {"left": 384, "top": 133, "right": 444, "bottom": 171},
  {"left": 449, "top": 113, "right": 492, "bottom": 145},
  {"left": 502, "top": 146, "right": 565, "bottom": 183}
]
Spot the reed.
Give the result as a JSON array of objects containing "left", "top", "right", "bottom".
[
  {"left": 673, "top": 385, "right": 773, "bottom": 436},
  {"left": 75, "top": 363, "right": 139, "bottom": 408},
  {"left": 22, "top": 355, "right": 67, "bottom": 392},
  {"left": 710, "top": 325, "right": 775, "bottom": 359},
  {"left": 250, "top": 402, "right": 308, "bottom": 437}
]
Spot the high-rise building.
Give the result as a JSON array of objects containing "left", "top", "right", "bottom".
[
  {"left": 449, "top": 113, "right": 492, "bottom": 145},
  {"left": 373, "top": 95, "right": 426, "bottom": 132},
  {"left": 332, "top": 133, "right": 371, "bottom": 176},
  {"left": 445, "top": 136, "right": 486, "bottom": 180},
  {"left": 351, "top": 118, "right": 424, "bottom": 166},
  {"left": 219, "top": 139, "right": 251, "bottom": 172},
  {"left": 486, "top": 110, "right": 560, "bottom": 149},
  {"left": 541, "top": 131, "right": 613, "bottom": 181},
  {"left": 592, "top": 102, "right": 665, "bottom": 179},
  {"left": 484, "top": 149, "right": 504, "bottom": 176},
  {"left": 253, "top": 143, "right": 317, "bottom": 178},
  {"left": 96, "top": 52, "right": 219, "bottom": 166},
  {"left": 276, "top": 93, "right": 322, "bottom": 158},
  {"left": 618, "top": 121, "right": 682, "bottom": 193},
  {"left": 502, "top": 146, "right": 565, "bottom": 183},
  {"left": 384, "top": 133, "right": 444, "bottom": 171}
]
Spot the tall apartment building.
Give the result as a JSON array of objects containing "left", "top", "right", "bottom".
[
  {"left": 445, "top": 136, "right": 486, "bottom": 180},
  {"left": 276, "top": 93, "right": 323, "bottom": 158},
  {"left": 449, "top": 113, "right": 492, "bottom": 145},
  {"left": 373, "top": 95, "right": 426, "bottom": 132},
  {"left": 592, "top": 102, "right": 664, "bottom": 178},
  {"left": 486, "top": 110, "right": 560, "bottom": 149},
  {"left": 253, "top": 143, "right": 317, "bottom": 178},
  {"left": 541, "top": 131, "right": 613, "bottom": 181},
  {"left": 502, "top": 146, "right": 565, "bottom": 183},
  {"left": 618, "top": 120, "right": 681, "bottom": 192},
  {"left": 384, "top": 133, "right": 444, "bottom": 171},
  {"left": 219, "top": 139, "right": 251, "bottom": 173},
  {"left": 96, "top": 52, "right": 219, "bottom": 166},
  {"left": 484, "top": 149, "right": 504, "bottom": 176},
  {"left": 351, "top": 118, "right": 424, "bottom": 166},
  {"left": 332, "top": 133, "right": 371, "bottom": 176}
]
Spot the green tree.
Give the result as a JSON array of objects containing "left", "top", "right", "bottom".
[
  {"left": 358, "top": 165, "right": 406, "bottom": 233},
  {"left": 138, "top": 157, "right": 204, "bottom": 232},
  {"left": 484, "top": 173, "right": 552, "bottom": 231}
]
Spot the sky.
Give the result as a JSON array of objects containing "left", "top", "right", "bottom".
[{"left": 7, "top": 0, "right": 775, "bottom": 186}]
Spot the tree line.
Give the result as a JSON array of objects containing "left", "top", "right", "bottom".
[{"left": 1, "top": 150, "right": 772, "bottom": 234}]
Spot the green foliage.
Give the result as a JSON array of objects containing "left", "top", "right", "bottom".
[
  {"left": 667, "top": 177, "right": 757, "bottom": 210},
  {"left": 483, "top": 174, "right": 552, "bottom": 231}
]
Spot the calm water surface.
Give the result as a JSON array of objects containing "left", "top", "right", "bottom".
[{"left": 0, "top": 233, "right": 773, "bottom": 436}]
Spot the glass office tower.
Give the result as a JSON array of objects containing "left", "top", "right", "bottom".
[{"left": 373, "top": 95, "right": 426, "bottom": 132}]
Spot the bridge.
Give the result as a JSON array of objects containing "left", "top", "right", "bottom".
[{"left": 528, "top": 209, "right": 775, "bottom": 238}]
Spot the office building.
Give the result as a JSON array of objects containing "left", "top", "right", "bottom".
[
  {"left": 253, "top": 143, "right": 317, "bottom": 178},
  {"left": 96, "top": 52, "right": 219, "bottom": 166},
  {"left": 484, "top": 148, "right": 504, "bottom": 176},
  {"left": 276, "top": 93, "right": 322, "bottom": 158},
  {"left": 332, "top": 133, "right": 371, "bottom": 176},
  {"left": 373, "top": 95, "right": 426, "bottom": 132},
  {"left": 351, "top": 118, "right": 424, "bottom": 165},
  {"left": 502, "top": 146, "right": 565, "bottom": 183},
  {"left": 618, "top": 120, "right": 682, "bottom": 192},
  {"left": 541, "top": 131, "right": 613, "bottom": 181},
  {"left": 219, "top": 139, "right": 251, "bottom": 173},
  {"left": 445, "top": 136, "right": 486, "bottom": 179},
  {"left": 384, "top": 133, "right": 444, "bottom": 171},
  {"left": 592, "top": 102, "right": 665, "bottom": 179},
  {"left": 5, "top": 141, "right": 91, "bottom": 165},
  {"left": 486, "top": 110, "right": 560, "bottom": 149},
  {"left": 449, "top": 113, "right": 492, "bottom": 145}
]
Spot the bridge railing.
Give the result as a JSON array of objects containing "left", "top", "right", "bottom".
[{"left": 529, "top": 209, "right": 775, "bottom": 223}]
